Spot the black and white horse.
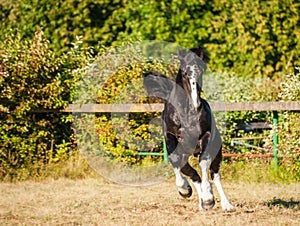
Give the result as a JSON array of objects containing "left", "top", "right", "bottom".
[{"left": 143, "top": 47, "right": 234, "bottom": 211}]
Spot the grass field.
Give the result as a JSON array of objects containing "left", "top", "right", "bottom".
[{"left": 0, "top": 177, "right": 299, "bottom": 225}]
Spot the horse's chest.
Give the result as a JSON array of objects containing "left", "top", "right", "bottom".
[{"left": 164, "top": 106, "right": 201, "bottom": 135}]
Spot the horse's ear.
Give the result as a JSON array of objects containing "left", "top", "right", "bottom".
[
  {"left": 190, "top": 47, "right": 210, "bottom": 63},
  {"left": 197, "top": 47, "right": 210, "bottom": 63}
]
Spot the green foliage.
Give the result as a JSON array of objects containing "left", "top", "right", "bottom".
[
  {"left": 203, "top": 71, "right": 277, "bottom": 152},
  {"left": 94, "top": 55, "right": 172, "bottom": 165},
  {"left": 221, "top": 158, "right": 299, "bottom": 183},
  {"left": 0, "top": 0, "right": 299, "bottom": 77},
  {"left": 70, "top": 42, "right": 177, "bottom": 166},
  {"left": 207, "top": 0, "right": 300, "bottom": 77},
  {"left": 217, "top": 69, "right": 299, "bottom": 180},
  {"left": 277, "top": 69, "right": 300, "bottom": 180},
  {"left": 0, "top": 30, "right": 92, "bottom": 180},
  {"left": 0, "top": 0, "right": 124, "bottom": 54}
]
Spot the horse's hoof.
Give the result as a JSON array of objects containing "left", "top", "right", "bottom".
[
  {"left": 201, "top": 199, "right": 215, "bottom": 210},
  {"left": 221, "top": 201, "right": 235, "bottom": 212},
  {"left": 179, "top": 185, "right": 192, "bottom": 198}
]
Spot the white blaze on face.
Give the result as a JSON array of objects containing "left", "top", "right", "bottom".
[{"left": 188, "top": 65, "right": 200, "bottom": 109}]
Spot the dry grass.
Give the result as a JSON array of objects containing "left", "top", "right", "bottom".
[{"left": 0, "top": 177, "right": 299, "bottom": 225}]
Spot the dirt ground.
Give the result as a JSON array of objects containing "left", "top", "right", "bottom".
[{"left": 0, "top": 177, "right": 299, "bottom": 226}]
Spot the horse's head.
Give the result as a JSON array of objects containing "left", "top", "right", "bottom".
[{"left": 178, "top": 47, "right": 209, "bottom": 109}]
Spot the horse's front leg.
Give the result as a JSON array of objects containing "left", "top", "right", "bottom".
[
  {"left": 199, "top": 157, "right": 215, "bottom": 210},
  {"left": 198, "top": 131, "right": 215, "bottom": 210},
  {"left": 169, "top": 151, "right": 193, "bottom": 198},
  {"left": 165, "top": 132, "right": 193, "bottom": 198}
]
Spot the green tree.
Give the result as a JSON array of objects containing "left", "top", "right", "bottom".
[
  {"left": 1, "top": 0, "right": 299, "bottom": 77},
  {"left": 207, "top": 0, "right": 300, "bottom": 77}
]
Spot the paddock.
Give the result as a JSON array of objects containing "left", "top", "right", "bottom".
[
  {"left": 0, "top": 178, "right": 299, "bottom": 225},
  {"left": 15, "top": 101, "right": 299, "bottom": 225}
]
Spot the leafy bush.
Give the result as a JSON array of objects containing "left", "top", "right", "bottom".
[
  {"left": 0, "top": 30, "right": 92, "bottom": 180},
  {"left": 93, "top": 52, "right": 174, "bottom": 165},
  {"left": 277, "top": 69, "right": 300, "bottom": 180},
  {"left": 203, "top": 71, "right": 279, "bottom": 153}
]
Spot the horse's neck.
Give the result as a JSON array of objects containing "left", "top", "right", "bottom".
[{"left": 168, "top": 85, "right": 192, "bottom": 118}]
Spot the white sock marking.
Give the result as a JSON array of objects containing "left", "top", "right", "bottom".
[
  {"left": 213, "top": 172, "right": 234, "bottom": 211},
  {"left": 173, "top": 167, "right": 190, "bottom": 195},
  {"left": 192, "top": 181, "right": 203, "bottom": 209},
  {"left": 199, "top": 159, "right": 214, "bottom": 202}
]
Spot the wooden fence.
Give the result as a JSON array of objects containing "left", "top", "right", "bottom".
[
  {"left": 52, "top": 101, "right": 300, "bottom": 113},
  {"left": 35, "top": 101, "right": 300, "bottom": 169},
  {"left": 54, "top": 102, "right": 300, "bottom": 168}
]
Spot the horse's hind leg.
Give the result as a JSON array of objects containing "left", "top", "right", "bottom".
[{"left": 210, "top": 148, "right": 234, "bottom": 211}]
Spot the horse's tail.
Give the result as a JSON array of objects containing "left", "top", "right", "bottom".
[{"left": 143, "top": 71, "right": 174, "bottom": 101}]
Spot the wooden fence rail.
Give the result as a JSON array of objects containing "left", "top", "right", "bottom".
[{"left": 51, "top": 101, "right": 300, "bottom": 113}]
